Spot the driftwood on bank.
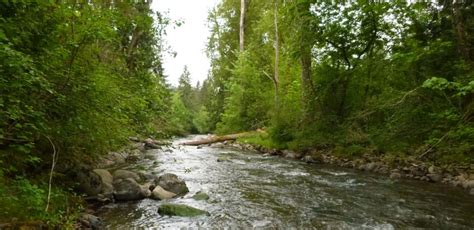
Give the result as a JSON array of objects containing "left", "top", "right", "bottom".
[{"left": 181, "top": 131, "right": 261, "bottom": 146}]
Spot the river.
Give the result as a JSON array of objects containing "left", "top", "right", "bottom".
[{"left": 97, "top": 136, "right": 474, "bottom": 229}]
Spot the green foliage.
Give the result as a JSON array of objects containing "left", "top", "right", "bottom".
[
  {"left": 205, "top": 0, "right": 474, "bottom": 164},
  {"left": 0, "top": 178, "right": 81, "bottom": 227},
  {"left": 0, "top": 1, "right": 173, "bottom": 224},
  {"left": 193, "top": 106, "right": 212, "bottom": 134},
  {"left": 168, "top": 92, "right": 193, "bottom": 135},
  {"left": 0, "top": 2, "right": 171, "bottom": 167}
]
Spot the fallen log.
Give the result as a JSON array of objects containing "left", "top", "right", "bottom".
[{"left": 181, "top": 130, "right": 263, "bottom": 146}]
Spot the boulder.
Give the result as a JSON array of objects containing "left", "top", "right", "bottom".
[
  {"left": 155, "top": 173, "right": 189, "bottom": 196},
  {"left": 427, "top": 173, "right": 442, "bottom": 183},
  {"left": 282, "top": 150, "right": 300, "bottom": 159},
  {"left": 104, "top": 152, "right": 127, "bottom": 166},
  {"left": 130, "top": 142, "right": 146, "bottom": 152},
  {"left": 365, "top": 162, "right": 377, "bottom": 171},
  {"left": 389, "top": 172, "right": 402, "bottom": 179},
  {"left": 428, "top": 165, "right": 439, "bottom": 174},
  {"left": 113, "top": 169, "right": 141, "bottom": 182},
  {"left": 462, "top": 180, "right": 474, "bottom": 189},
  {"left": 144, "top": 138, "right": 162, "bottom": 150},
  {"left": 151, "top": 186, "right": 176, "bottom": 200},
  {"left": 79, "top": 213, "right": 103, "bottom": 230},
  {"left": 93, "top": 169, "right": 113, "bottom": 185},
  {"left": 125, "top": 149, "right": 142, "bottom": 162},
  {"left": 302, "top": 155, "right": 319, "bottom": 164},
  {"left": 140, "top": 184, "right": 152, "bottom": 198},
  {"left": 113, "top": 178, "right": 146, "bottom": 201},
  {"left": 92, "top": 169, "right": 114, "bottom": 200},
  {"left": 138, "top": 172, "right": 157, "bottom": 182},
  {"left": 158, "top": 204, "right": 210, "bottom": 217},
  {"left": 70, "top": 165, "right": 102, "bottom": 197},
  {"left": 192, "top": 191, "right": 210, "bottom": 201}
]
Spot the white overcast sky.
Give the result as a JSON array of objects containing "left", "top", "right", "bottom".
[{"left": 152, "top": 0, "right": 220, "bottom": 87}]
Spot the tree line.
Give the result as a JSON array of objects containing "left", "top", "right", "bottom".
[{"left": 174, "top": 0, "right": 473, "bottom": 164}]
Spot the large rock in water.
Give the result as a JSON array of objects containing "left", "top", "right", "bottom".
[
  {"left": 113, "top": 169, "right": 141, "bottom": 182},
  {"left": 151, "top": 185, "right": 176, "bottom": 200},
  {"left": 192, "top": 191, "right": 210, "bottom": 201},
  {"left": 158, "top": 204, "right": 210, "bottom": 217},
  {"left": 155, "top": 173, "right": 189, "bottom": 196},
  {"left": 69, "top": 165, "right": 102, "bottom": 197},
  {"left": 92, "top": 169, "right": 114, "bottom": 201},
  {"left": 113, "top": 178, "right": 147, "bottom": 201}
]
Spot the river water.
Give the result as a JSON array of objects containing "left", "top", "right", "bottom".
[{"left": 97, "top": 136, "right": 474, "bottom": 229}]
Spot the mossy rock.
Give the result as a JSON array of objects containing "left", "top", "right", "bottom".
[
  {"left": 217, "top": 156, "right": 230, "bottom": 162},
  {"left": 158, "top": 204, "right": 210, "bottom": 217},
  {"left": 192, "top": 191, "right": 210, "bottom": 201}
]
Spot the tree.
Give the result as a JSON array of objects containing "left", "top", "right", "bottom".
[{"left": 239, "top": 0, "right": 247, "bottom": 51}]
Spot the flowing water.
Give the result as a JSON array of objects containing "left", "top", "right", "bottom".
[{"left": 97, "top": 136, "right": 474, "bottom": 229}]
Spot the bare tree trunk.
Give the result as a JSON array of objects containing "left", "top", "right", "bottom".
[
  {"left": 239, "top": 0, "right": 246, "bottom": 52},
  {"left": 45, "top": 137, "right": 57, "bottom": 212},
  {"left": 273, "top": 0, "right": 280, "bottom": 109}
]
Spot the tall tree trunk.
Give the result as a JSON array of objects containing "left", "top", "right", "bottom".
[
  {"left": 300, "top": 43, "right": 316, "bottom": 121},
  {"left": 452, "top": 0, "right": 472, "bottom": 68},
  {"left": 298, "top": 1, "right": 316, "bottom": 120},
  {"left": 452, "top": 0, "right": 473, "bottom": 121},
  {"left": 273, "top": 0, "right": 280, "bottom": 109},
  {"left": 239, "top": 0, "right": 246, "bottom": 52}
]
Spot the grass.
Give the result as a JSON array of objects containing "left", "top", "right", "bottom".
[{"left": 0, "top": 177, "right": 83, "bottom": 228}]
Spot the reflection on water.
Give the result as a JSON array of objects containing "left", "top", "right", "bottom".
[{"left": 97, "top": 136, "right": 474, "bottom": 229}]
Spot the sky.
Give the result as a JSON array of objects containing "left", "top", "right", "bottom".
[{"left": 152, "top": 0, "right": 220, "bottom": 87}]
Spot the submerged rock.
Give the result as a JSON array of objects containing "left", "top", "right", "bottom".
[
  {"left": 155, "top": 173, "right": 189, "bottom": 196},
  {"left": 217, "top": 155, "right": 231, "bottom": 162},
  {"left": 158, "top": 204, "right": 210, "bottom": 217},
  {"left": 151, "top": 185, "right": 176, "bottom": 200},
  {"left": 192, "top": 191, "right": 210, "bottom": 201}
]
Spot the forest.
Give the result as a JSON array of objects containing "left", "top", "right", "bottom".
[
  {"left": 0, "top": 0, "right": 473, "bottom": 227},
  {"left": 178, "top": 0, "right": 473, "bottom": 164}
]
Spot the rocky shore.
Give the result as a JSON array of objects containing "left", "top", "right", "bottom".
[
  {"left": 210, "top": 141, "right": 474, "bottom": 196},
  {"left": 73, "top": 137, "right": 207, "bottom": 229}
]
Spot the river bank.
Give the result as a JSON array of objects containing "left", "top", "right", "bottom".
[
  {"left": 95, "top": 135, "right": 474, "bottom": 228},
  {"left": 211, "top": 138, "right": 474, "bottom": 196}
]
